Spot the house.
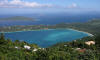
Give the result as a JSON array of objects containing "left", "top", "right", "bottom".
[
  {"left": 64, "top": 45, "right": 67, "bottom": 47},
  {"left": 33, "top": 48, "right": 38, "bottom": 52},
  {"left": 75, "top": 48, "right": 86, "bottom": 53},
  {"left": 15, "top": 46, "right": 19, "bottom": 49},
  {"left": 79, "top": 49, "right": 86, "bottom": 53},
  {"left": 85, "top": 41, "right": 95, "bottom": 45},
  {"left": 75, "top": 48, "right": 81, "bottom": 50},
  {"left": 24, "top": 45, "right": 31, "bottom": 50}
]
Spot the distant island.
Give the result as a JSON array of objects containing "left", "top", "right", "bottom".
[
  {"left": 0, "top": 19, "right": 100, "bottom": 35},
  {"left": 0, "top": 16, "right": 35, "bottom": 21}
]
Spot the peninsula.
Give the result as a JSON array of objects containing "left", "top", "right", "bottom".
[{"left": 0, "top": 16, "right": 35, "bottom": 21}]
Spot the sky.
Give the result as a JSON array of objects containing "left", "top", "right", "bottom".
[{"left": 0, "top": 0, "right": 100, "bottom": 14}]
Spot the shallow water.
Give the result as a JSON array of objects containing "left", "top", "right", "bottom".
[{"left": 3, "top": 29, "right": 89, "bottom": 48}]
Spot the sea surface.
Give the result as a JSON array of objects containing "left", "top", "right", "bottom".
[
  {"left": 0, "top": 12, "right": 100, "bottom": 26},
  {"left": 3, "top": 29, "right": 89, "bottom": 48}
]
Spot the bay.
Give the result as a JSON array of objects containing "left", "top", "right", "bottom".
[{"left": 3, "top": 29, "right": 89, "bottom": 48}]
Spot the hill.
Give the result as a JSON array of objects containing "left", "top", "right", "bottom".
[
  {"left": 0, "top": 19, "right": 100, "bottom": 35},
  {"left": 0, "top": 16, "right": 35, "bottom": 21},
  {"left": 0, "top": 19, "right": 100, "bottom": 60},
  {"left": 53, "top": 19, "right": 100, "bottom": 35}
]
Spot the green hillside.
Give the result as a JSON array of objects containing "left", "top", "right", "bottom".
[
  {"left": 0, "top": 19, "right": 100, "bottom": 35},
  {"left": 0, "top": 33, "right": 100, "bottom": 60},
  {"left": 0, "top": 16, "right": 35, "bottom": 21},
  {"left": 0, "top": 19, "right": 100, "bottom": 60}
]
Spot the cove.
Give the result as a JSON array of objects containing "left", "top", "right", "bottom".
[{"left": 3, "top": 29, "right": 89, "bottom": 48}]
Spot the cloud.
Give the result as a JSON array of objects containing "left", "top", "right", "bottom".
[
  {"left": 0, "top": 0, "right": 79, "bottom": 9},
  {"left": 67, "top": 3, "right": 78, "bottom": 8},
  {"left": 0, "top": 0, "right": 53, "bottom": 8}
]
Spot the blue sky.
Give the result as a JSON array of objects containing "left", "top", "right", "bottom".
[
  {"left": 25, "top": 0, "right": 100, "bottom": 8},
  {"left": 0, "top": 0, "right": 100, "bottom": 14}
]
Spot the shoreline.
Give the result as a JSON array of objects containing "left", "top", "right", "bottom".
[
  {"left": 0, "top": 29, "right": 56, "bottom": 33},
  {"left": 0, "top": 28, "right": 94, "bottom": 37},
  {"left": 68, "top": 28, "right": 94, "bottom": 37}
]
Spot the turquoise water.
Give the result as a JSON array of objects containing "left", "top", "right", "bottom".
[{"left": 4, "top": 29, "right": 89, "bottom": 48}]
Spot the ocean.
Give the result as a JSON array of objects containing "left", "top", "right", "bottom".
[
  {"left": 3, "top": 29, "right": 89, "bottom": 48},
  {"left": 0, "top": 12, "right": 100, "bottom": 26}
]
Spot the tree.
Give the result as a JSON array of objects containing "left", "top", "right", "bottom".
[
  {"left": 7, "top": 39, "right": 13, "bottom": 47},
  {"left": 95, "top": 35, "right": 100, "bottom": 45},
  {"left": 0, "top": 33, "right": 5, "bottom": 40},
  {"left": 0, "top": 33, "right": 6, "bottom": 45}
]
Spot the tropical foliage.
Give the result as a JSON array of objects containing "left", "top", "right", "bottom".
[{"left": 0, "top": 33, "right": 100, "bottom": 60}]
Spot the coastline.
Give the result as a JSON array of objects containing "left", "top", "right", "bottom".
[
  {"left": 0, "top": 29, "right": 56, "bottom": 33},
  {"left": 0, "top": 28, "right": 94, "bottom": 37},
  {"left": 67, "top": 28, "right": 94, "bottom": 37}
]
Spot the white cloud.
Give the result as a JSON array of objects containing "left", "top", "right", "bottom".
[
  {"left": 10, "top": 0, "right": 22, "bottom": 4},
  {"left": 0, "top": 0, "right": 53, "bottom": 8},
  {"left": 0, "top": 0, "right": 79, "bottom": 9},
  {"left": 67, "top": 3, "right": 78, "bottom": 8}
]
